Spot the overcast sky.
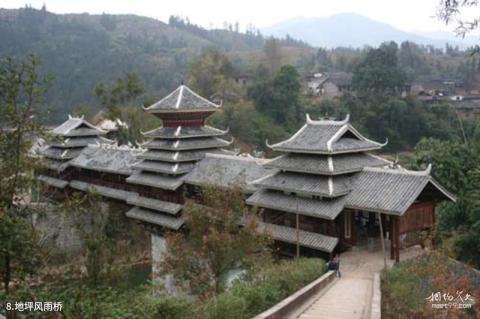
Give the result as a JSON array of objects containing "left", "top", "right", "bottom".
[{"left": 0, "top": 0, "right": 474, "bottom": 33}]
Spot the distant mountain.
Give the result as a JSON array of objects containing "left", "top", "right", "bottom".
[
  {"left": 0, "top": 8, "right": 307, "bottom": 122},
  {"left": 261, "top": 13, "right": 477, "bottom": 48}
]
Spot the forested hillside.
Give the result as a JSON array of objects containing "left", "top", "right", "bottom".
[{"left": 0, "top": 7, "right": 308, "bottom": 121}]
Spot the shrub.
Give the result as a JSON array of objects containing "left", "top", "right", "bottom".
[
  {"left": 203, "top": 258, "right": 326, "bottom": 319},
  {"left": 203, "top": 293, "right": 247, "bottom": 319},
  {"left": 230, "top": 280, "right": 281, "bottom": 318},
  {"left": 382, "top": 252, "right": 480, "bottom": 318},
  {"left": 147, "top": 296, "right": 194, "bottom": 319}
]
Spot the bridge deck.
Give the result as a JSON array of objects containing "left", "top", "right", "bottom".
[{"left": 295, "top": 242, "right": 423, "bottom": 319}]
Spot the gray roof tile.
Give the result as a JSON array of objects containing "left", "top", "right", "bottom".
[
  {"left": 253, "top": 171, "right": 352, "bottom": 197},
  {"left": 38, "top": 175, "right": 69, "bottom": 189},
  {"left": 142, "top": 137, "right": 232, "bottom": 151},
  {"left": 269, "top": 115, "right": 384, "bottom": 154},
  {"left": 69, "top": 145, "right": 143, "bottom": 175},
  {"left": 41, "top": 158, "right": 70, "bottom": 172},
  {"left": 143, "top": 126, "right": 227, "bottom": 139},
  {"left": 246, "top": 190, "right": 345, "bottom": 220},
  {"left": 49, "top": 136, "right": 114, "bottom": 148},
  {"left": 126, "top": 195, "right": 182, "bottom": 215},
  {"left": 126, "top": 172, "right": 184, "bottom": 190},
  {"left": 345, "top": 167, "right": 456, "bottom": 215},
  {"left": 51, "top": 117, "right": 106, "bottom": 136},
  {"left": 137, "top": 148, "right": 232, "bottom": 163},
  {"left": 265, "top": 153, "right": 390, "bottom": 175},
  {"left": 184, "top": 154, "right": 277, "bottom": 193},
  {"left": 132, "top": 160, "right": 194, "bottom": 175},
  {"left": 144, "top": 85, "right": 220, "bottom": 113},
  {"left": 126, "top": 207, "right": 184, "bottom": 229},
  {"left": 256, "top": 221, "right": 339, "bottom": 253},
  {"left": 69, "top": 180, "right": 137, "bottom": 201},
  {"left": 40, "top": 147, "right": 83, "bottom": 160}
]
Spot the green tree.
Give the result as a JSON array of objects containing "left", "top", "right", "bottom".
[
  {"left": 95, "top": 72, "right": 145, "bottom": 118},
  {"left": 95, "top": 73, "right": 149, "bottom": 145},
  {"left": 188, "top": 48, "right": 234, "bottom": 99},
  {"left": 249, "top": 65, "right": 302, "bottom": 130},
  {"left": 160, "top": 186, "right": 271, "bottom": 300},
  {"left": 0, "top": 55, "right": 46, "bottom": 295},
  {"left": 272, "top": 65, "right": 302, "bottom": 127},
  {"left": 410, "top": 133, "right": 480, "bottom": 267},
  {"left": 352, "top": 42, "right": 406, "bottom": 95},
  {"left": 62, "top": 192, "right": 139, "bottom": 288}
]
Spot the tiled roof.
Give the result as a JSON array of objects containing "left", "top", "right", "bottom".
[
  {"left": 126, "top": 207, "right": 184, "bottom": 229},
  {"left": 41, "top": 158, "right": 70, "bottom": 172},
  {"left": 40, "top": 147, "right": 83, "bottom": 160},
  {"left": 246, "top": 190, "right": 345, "bottom": 220},
  {"left": 126, "top": 195, "right": 182, "bottom": 215},
  {"left": 327, "top": 72, "right": 353, "bottom": 87},
  {"left": 141, "top": 137, "right": 232, "bottom": 151},
  {"left": 144, "top": 85, "right": 220, "bottom": 113},
  {"left": 69, "top": 145, "right": 143, "bottom": 175},
  {"left": 345, "top": 167, "right": 456, "bottom": 215},
  {"left": 69, "top": 180, "right": 137, "bottom": 201},
  {"left": 49, "top": 136, "right": 114, "bottom": 148},
  {"left": 38, "top": 175, "right": 69, "bottom": 189},
  {"left": 137, "top": 148, "right": 232, "bottom": 163},
  {"left": 252, "top": 171, "right": 352, "bottom": 197},
  {"left": 132, "top": 160, "right": 194, "bottom": 175},
  {"left": 126, "top": 171, "right": 184, "bottom": 190},
  {"left": 265, "top": 153, "right": 390, "bottom": 175},
  {"left": 62, "top": 128, "right": 106, "bottom": 137},
  {"left": 184, "top": 154, "right": 277, "bottom": 193},
  {"left": 142, "top": 126, "right": 227, "bottom": 139},
  {"left": 268, "top": 114, "right": 385, "bottom": 154},
  {"left": 51, "top": 116, "right": 106, "bottom": 137},
  {"left": 256, "top": 221, "right": 339, "bottom": 253}
]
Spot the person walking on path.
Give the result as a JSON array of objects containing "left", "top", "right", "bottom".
[
  {"left": 334, "top": 255, "right": 341, "bottom": 278},
  {"left": 328, "top": 255, "right": 341, "bottom": 278}
]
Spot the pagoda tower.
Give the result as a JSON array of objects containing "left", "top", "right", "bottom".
[
  {"left": 126, "top": 84, "right": 232, "bottom": 230},
  {"left": 38, "top": 115, "right": 114, "bottom": 186},
  {"left": 247, "top": 114, "right": 390, "bottom": 255}
]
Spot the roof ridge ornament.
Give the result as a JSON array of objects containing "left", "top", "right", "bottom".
[
  {"left": 389, "top": 154, "right": 400, "bottom": 169},
  {"left": 221, "top": 126, "right": 230, "bottom": 134},
  {"left": 225, "top": 137, "right": 235, "bottom": 145},
  {"left": 380, "top": 137, "right": 389, "bottom": 147},
  {"left": 425, "top": 163, "right": 432, "bottom": 175},
  {"left": 265, "top": 139, "right": 273, "bottom": 149}
]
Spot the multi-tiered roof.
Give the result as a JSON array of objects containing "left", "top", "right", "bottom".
[
  {"left": 39, "top": 115, "right": 113, "bottom": 172},
  {"left": 126, "top": 85, "right": 233, "bottom": 230},
  {"left": 247, "top": 114, "right": 390, "bottom": 253}
]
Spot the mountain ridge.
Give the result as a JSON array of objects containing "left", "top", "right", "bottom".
[{"left": 261, "top": 13, "right": 477, "bottom": 48}]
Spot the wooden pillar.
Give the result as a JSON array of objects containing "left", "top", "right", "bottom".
[
  {"left": 377, "top": 212, "right": 387, "bottom": 269},
  {"left": 395, "top": 216, "right": 400, "bottom": 263},
  {"left": 390, "top": 216, "right": 395, "bottom": 260}
]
